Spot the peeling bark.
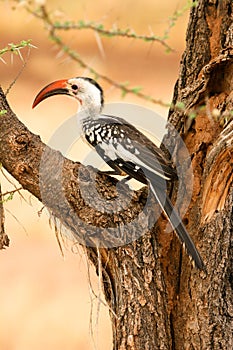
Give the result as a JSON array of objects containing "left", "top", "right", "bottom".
[
  {"left": 0, "top": 0, "right": 233, "bottom": 349},
  {"left": 165, "top": 1, "right": 233, "bottom": 349}
]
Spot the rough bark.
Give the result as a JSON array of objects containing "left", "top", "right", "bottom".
[
  {"left": 165, "top": 1, "right": 233, "bottom": 349},
  {"left": 0, "top": 85, "right": 171, "bottom": 349},
  {"left": 0, "top": 0, "right": 233, "bottom": 349}
]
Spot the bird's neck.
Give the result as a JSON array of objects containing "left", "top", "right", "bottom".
[{"left": 77, "top": 101, "right": 102, "bottom": 128}]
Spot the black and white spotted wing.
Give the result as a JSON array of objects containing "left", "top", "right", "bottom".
[
  {"left": 83, "top": 114, "right": 205, "bottom": 269},
  {"left": 83, "top": 114, "right": 177, "bottom": 186}
]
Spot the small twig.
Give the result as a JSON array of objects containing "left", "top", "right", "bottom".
[
  {"left": 5, "top": 46, "right": 33, "bottom": 96},
  {"left": 49, "top": 214, "right": 65, "bottom": 257},
  {"left": 37, "top": 205, "right": 45, "bottom": 217},
  {"left": 26, "top": 5, "right": 171, "bottom": 107},
  {"left": 52, "top": 20, "right": 174, "bottom": 52},
  {"left": 0, "top": 183, "right": 10, "bottom": 249},
  {"left": 5, "top": 208, "right": 28, "bottom": 235},
  {"left": 0, "top": 40, "right": 35, "bottom": 57},
  {"left": 23, "top": 1, "right": 197, "bottom": 106},
  {"left": 2, "top": 187, "right": 23, "bottom": 197},
  {"left": 0, "top": 168, "right": 26, "bottom": 202},
  {"left": 163, "top": 0, "right": 199, "bottom": 41},
  {"left": 49, "top": 30, "right": 170, "bottom": 107}
]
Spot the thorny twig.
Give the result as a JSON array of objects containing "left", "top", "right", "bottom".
[
  {"left": 26, "top": 4, "right": 172, "bottom": 107},
  {"left": 52, "top": 20, "right": 174, "bottom": 52},
  {"left": 0, "top": 167, "right": 25, "bottom": 202},
  {"left": 4, "top": 45, "right": 34, "bottom": 96},
  {"left": 21, "top": 1, "right": 198, "bottom": 106},
  {"left": 50, "top": 32, "right": 170, "bottom": 107},
  {"left": 0, "top": 40, "right": 35, "bottom": 63},
  {"left": 8, "top": 1, "right": 197, "bottom": 106},
  {"left": 1, "top": 187, "right": 23, "bottom": 200}
]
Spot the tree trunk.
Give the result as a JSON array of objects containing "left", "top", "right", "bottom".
[
  {"left": 163, "top": 1, "right": 233, "bottom": 348},
  {"left": 0, "top": 1, "right": 232, "bottom": 349}
]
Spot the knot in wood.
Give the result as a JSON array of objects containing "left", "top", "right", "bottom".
[
  {"left": 72, "top": 163, "right": 81, "bottom": 178},
  {"left": 77, "top": 165, "right": 93, "bottom": 183},
  {"left": 16, "top": 162, "right": 31, "bottom": 175},
  {"left": 15, "top": 133, "right": 30, "bottom": 150}
]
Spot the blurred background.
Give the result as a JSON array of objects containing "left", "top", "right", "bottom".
[{"left": 0, "top": 0, "right": 189, "bottom": 349}]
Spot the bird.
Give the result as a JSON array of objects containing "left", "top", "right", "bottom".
[{"left": 33, "top": 76, "right": 204, "bottom": 269}]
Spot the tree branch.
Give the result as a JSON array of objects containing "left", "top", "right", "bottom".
[
  {"left": 1, "top": 1, "right": 233, "bottom": 348},
  {"left": 0, "top": 182, "right": 10, "bottom": 250},
  {"left": 0, "top": 86, "right": 154, "bottom": 245},
  {"left": 25, "top": 4, "right": 172, "bottom": 107},
  {"left": 0, "top": 85, "right": 174, "bottom": 348}
]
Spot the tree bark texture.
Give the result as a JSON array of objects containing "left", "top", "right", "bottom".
[
  {"left": 0, "top": 1, "right": 233, "bottom": 349},
  {"left": 165, "top": 1, "right": 233, "bottom": 349}
]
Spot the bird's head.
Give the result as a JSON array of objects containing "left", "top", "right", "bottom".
[{"left": 32, "top": 77, "right": 104, "bottom": 113}]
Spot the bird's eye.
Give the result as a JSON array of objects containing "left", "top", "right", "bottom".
[{"left": 71, "top": 84, "right": 78, "bottom": 91}]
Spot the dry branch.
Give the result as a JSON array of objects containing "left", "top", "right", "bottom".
[{"left": 0, "top": 182, "right": 10, "bottom": 250}]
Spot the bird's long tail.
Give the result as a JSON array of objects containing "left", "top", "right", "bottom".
[{"left": 149, "top": 180, "right": 204, "bottom": 269}]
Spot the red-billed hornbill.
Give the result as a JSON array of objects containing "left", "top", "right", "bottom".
[{"left": 33, "top": 77, "right": 204, "bottom": 269}]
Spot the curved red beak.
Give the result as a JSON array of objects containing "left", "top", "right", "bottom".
[{"left": 32, "top": 79, "right": 69, "bottom": 108}]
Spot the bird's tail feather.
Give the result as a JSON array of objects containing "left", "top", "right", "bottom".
[{"left": 149, "top": 180, "right": 204, "bottom": 270}]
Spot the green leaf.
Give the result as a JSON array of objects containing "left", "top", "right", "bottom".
[
  {"left": 131, "top": 86, "right": 143, "bottom": 94},
  {"left": 188, "top": 111, "right": 197, "bottom": 120},
  {"left": 176, "top": 101, "right": 186, "bottom": 110},
  {"left": 0, "top": 110, "right": 7, "bottom": 116}
]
